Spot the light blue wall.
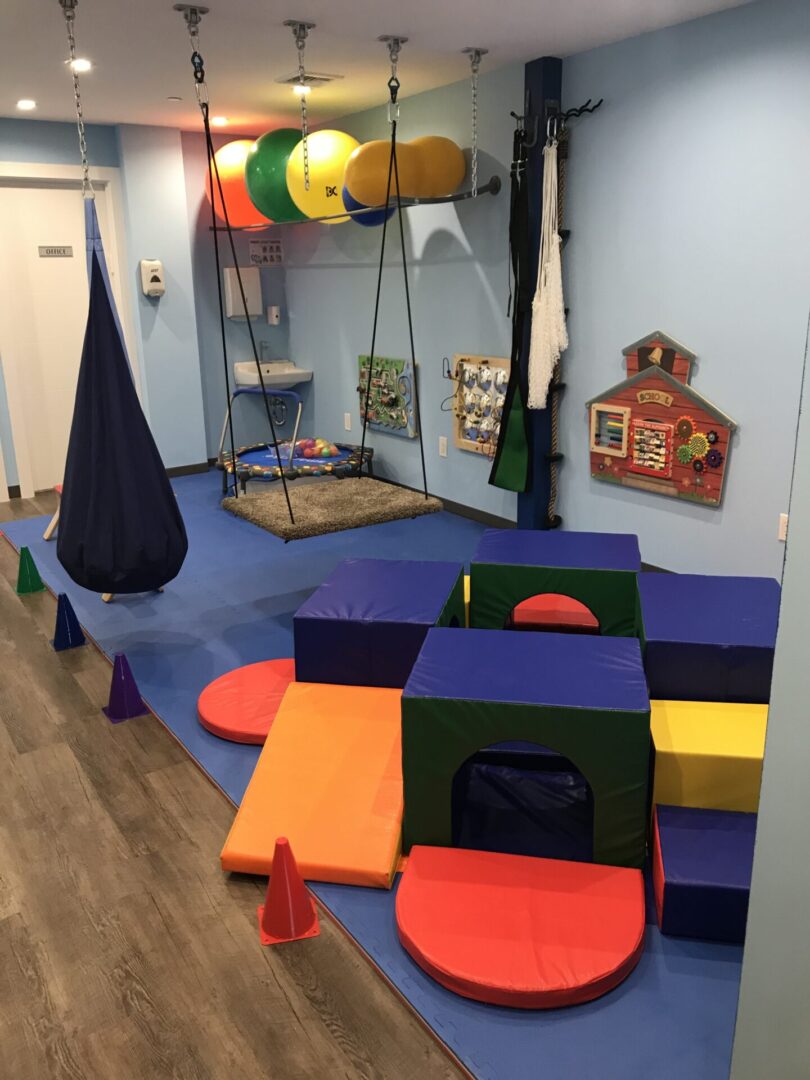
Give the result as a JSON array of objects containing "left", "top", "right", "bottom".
[
  {"left": 180, "top": 131, "right": 306, "bottom": 459},
  {"left": 114, "top": 125, "right": 207, "bottom": 468},
  {"left": 0, "top": 118, "right": 119, "bottom": 166},
  {"left": 283, "top": 63, "right": 522, "bottom": 521},
  {"left": 560, "top": 0, "right": 810, "bottom": 577},
  {"left": 0, "top": 119, "right": 120, "bottom": 488}
]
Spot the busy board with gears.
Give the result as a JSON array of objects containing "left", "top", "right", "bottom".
[
  {"left": 450, "top": 354, "right": 511, "bottom": 456},
  {"left": 357, "top": 355, "right": 418, "bottom": 439}
]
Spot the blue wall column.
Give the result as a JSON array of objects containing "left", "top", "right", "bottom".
[
  {"left": 517, "top": 56, "right": 563, "bottom": 530},
  {"left": 117, "top": 125, "right": 207, "bottom": 468}
]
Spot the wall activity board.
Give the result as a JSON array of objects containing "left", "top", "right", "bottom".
[
  {"left": 451, "top": 354, "right": 510, "bottom": 456},
  {"left": 587, "top": 331, "right": 737, "bottom": 507},
  {"left": 357, "top": 356, "right": 418, "bottom": 438}
]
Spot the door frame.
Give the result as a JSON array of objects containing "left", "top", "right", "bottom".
[{"left": 0, "top": 161, "right": 138, "bottom": 499}]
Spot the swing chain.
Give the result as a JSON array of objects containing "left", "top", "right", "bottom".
[
  {"left": 176, "top": 7, "right": 209, "bottom": 108},
  {"left": 58, "top": 0, "right": 93, "bottom": 199},
  {"left": 463, "top": 48, "right": 487, "bottom": 198},
  {"left": 285, "top": 21, "right": 315, "bottom": 192},
  {"left": 379, "top": 36, "right": 407, "bottom": 123}
]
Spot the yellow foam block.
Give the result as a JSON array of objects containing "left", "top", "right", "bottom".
[
  {"left": 464, "top": 574, "right": 471, "bottom": 627},
  {"left": 221, "top": 682, "right": 403, "bottom": 888},
  {"left": 651, "top": 700, "right": 767, "bottom": 813}
]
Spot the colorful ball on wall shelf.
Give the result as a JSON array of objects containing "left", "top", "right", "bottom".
[
  {"left": 408, "top": 135, "right": 466, "bottom": 197},
  {"left": 342, "top": 185, "right": 396, "bottom": 227},
  {"left": 246, "top": 129, "right": 307, "bottom": 223},
  {"left": 286, "top": 130, "right": 360, "bottom": 222},
  {"left": 205, "top": 139, "right": 271, "bottom": 228}
]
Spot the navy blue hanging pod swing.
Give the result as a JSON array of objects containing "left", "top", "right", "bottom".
[{"left": 57, "top": 198, "right": 188, "bottom": 595}]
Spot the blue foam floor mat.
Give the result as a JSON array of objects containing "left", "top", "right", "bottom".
[{"left": 1, "top": 472, "right": 742, "bottom": 1079}]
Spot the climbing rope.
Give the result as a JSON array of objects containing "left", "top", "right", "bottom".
[
  {"left": 358, "top": 37, "right": 429, "bottom": 501},
  {"left": 176, "top": 5, "right": 294, "bottom": 521},
  {"left": 58, "top": 0, "right": 93, "bottom": 198},
  {"left": 546, "top": 126, "right": 569, "bottom": 528}
]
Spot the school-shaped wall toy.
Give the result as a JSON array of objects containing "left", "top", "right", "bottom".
[{"left": 587, "top": 331, "right": 737, "bottom": 507}]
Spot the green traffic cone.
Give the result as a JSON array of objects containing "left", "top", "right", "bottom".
[{"left": 16, "top": 546, "right": 46, "bottom": 595}]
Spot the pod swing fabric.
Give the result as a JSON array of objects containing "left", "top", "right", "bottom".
[{"left": 57, "top": 201, "right": 188, "bottom": 593}]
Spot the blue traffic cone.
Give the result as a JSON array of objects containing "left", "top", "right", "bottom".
[
  {"left": 52, "top": 593, "right": 86, "bottom": 651},
  {"left": 103, "top": 653, "right": 148, "bottom": 723}
]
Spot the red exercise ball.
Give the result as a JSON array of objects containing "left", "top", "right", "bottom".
[{"left": 205, "top": 139, "right": 271, "bottom": 228}]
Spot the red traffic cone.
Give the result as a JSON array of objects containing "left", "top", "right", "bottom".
[{"left": 257, "top": 837, "right": 320, "bottom": 946}]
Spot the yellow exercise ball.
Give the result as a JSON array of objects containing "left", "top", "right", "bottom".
[
  {"left": 286, "top": 130, "right": 360, "bottom": 222},
  {"left": 410, "top": 136, "right": 466, "bottom": 197},
  {"left": 343, "top": 140, "right": 422, "bottom": 208}
]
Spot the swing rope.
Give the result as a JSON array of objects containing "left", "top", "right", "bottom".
[
  {"left": 178, "top": 6, "right": 295, "bottom": 523},
  {"left": 59, "top": 0, "right": 93, "bottom": 199},
  {"left": 359, "top": 38, "right": 429, "bottom": 502}
]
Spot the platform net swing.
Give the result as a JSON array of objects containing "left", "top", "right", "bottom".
[
  {"left": 55, "top": 0, "right": 189, "bottom": 599},
  {"left": 174, "top": 3, "right": 294, "bottom": 525},
  {"left": 358, "top": 35, "right": 429, "bottom": 505}
]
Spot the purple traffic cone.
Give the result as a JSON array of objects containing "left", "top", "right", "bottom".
[
  {"left": 103, "top": 653, "right": 148, "bottom": 723},
  {"left": 52, "top": 593, "right": 86, "bottom": 651}
]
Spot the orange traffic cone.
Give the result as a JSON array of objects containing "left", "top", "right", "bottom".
[{"left": 257, "top": 837, "right": 320, "bottom": 946}]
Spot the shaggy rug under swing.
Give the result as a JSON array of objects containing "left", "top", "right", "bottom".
[{"left": 223, "top": 477, "right": 443, "bottom": 541}]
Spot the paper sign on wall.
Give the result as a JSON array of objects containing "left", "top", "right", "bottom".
[{"left": 248, "top": 239, "right": 283, "bottom": 266}]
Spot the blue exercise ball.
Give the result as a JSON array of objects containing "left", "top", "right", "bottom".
[{"left": 342, "top": 185, "right": 395, "bottom": 227}]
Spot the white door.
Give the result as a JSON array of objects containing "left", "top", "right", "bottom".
[{"left": 0, "top": 180, "right": 132, "bottom": 495}]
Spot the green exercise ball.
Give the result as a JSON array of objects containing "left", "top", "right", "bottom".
[{"left": 245, "top": 129, "right": 307, "bottom": 223}]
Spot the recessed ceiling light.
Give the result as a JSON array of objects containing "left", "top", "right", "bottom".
[
  {"left": 293, "top": 83, "right": 311, "bottom": 97},
  {"left": 66, "top": 58, "right": 93, "bottom": 74},
  {"left": 16, "top": 98, "right": 37, "bottom": 111},
  {"left": 167, "top": 95, "right": 183, "bottom": 102},
  {"left": 210, "top": 115, "right": 229, "bottom": 126}
]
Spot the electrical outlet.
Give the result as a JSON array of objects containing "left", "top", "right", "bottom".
[
  {"left": 344, "top": 412, "right": 352, "bottom": 432},
  {"left": 778, "top": 513, "right": 789, "bottom": 542},
  {"left": 439, "top": 436, "right": 448, "bottom": 458}
]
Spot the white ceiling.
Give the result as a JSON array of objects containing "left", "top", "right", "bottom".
[{"left": 3, "top": 0, "right": 750, "bottom": 133}]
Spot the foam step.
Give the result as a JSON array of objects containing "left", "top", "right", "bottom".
[
  {"left": 651, "top": 699, "right": 766, "bottom": 813},
  {"left": 652, "top": 804, "right": 756, "bottom": 944},
  {"left": 294, "top": 558, "right": 465, "bottom": 688},
  {"left": 638, "top": 572, "right": 780, "bottom": 703}
]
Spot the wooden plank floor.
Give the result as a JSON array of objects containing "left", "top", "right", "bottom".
[{"left": 0, "top": 493, "right": 466, "bottom": 1080}]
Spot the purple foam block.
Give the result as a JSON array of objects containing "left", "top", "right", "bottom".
[{"left": 103, "top": 652, "right": 149, "bottom": 723}]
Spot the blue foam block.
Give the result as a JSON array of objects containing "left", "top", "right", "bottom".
[
  {"left": 638, "top": 573, "right": 780, "bottom": 702},
  {"left": 404, "top": 627, "right": 649, "bottom": 712},
  {"left": 472, "top": 527, "right": 642, "bottom": 571},
  {"left": 294, "top": 557, "right": 464, "bottom": 688},
  {"left": 654, "top": 805, "right": 756, "bottom": 944}
]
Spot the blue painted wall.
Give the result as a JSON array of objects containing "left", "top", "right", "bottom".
[
  {"left": 282, "top": 63, "right": 522, "bottom": 521},
  {"left": 0, "top": 118, "right": 119, "bottom": 166},
  {"left": 179, "top": 131, "right": 306, "bottom": 459},
  {"left": 116, "top": 125, "right": 207, "bottom": 468},
  {"left": 560, "top": 0, "right": 810, "bottom": 577}
]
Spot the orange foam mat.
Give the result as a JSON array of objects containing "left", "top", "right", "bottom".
[
  {"left": 396, "top": 846, "right": 645, "bottom": 1008},
  {"left": 221, "top": 682, "right": 403, "bottom": 888}
]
